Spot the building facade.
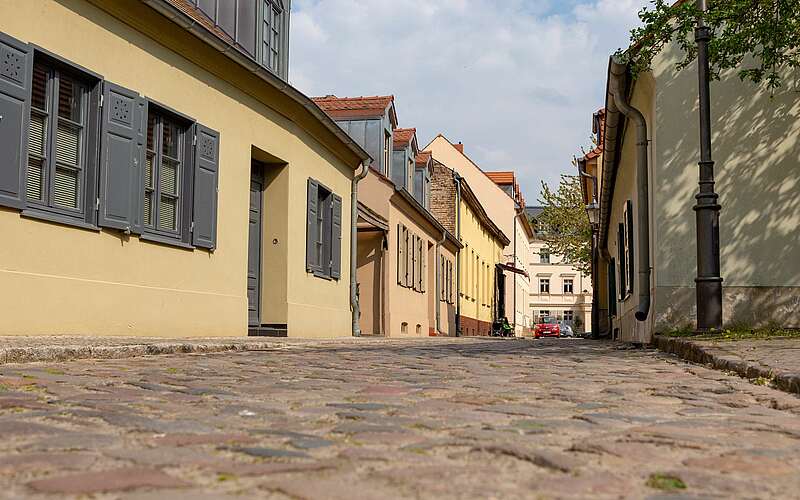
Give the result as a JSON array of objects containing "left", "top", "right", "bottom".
[
  {"left": 425, "top": 135, "right": 529, "bottom": 335},
  {"left": 0, "top": 0, "right": 369, "bottom": 337},
  {"left": 486, "top": 171, "right": 534, "bottom": 335},
  {"left": 526, "top": 208, "right": 593, "bottom": 332},
  {"left": 431, "top": 162, "right": 509, "bottom": 336},
  {"left": 587, "top": 43, "right": 800, "bottom": 343},
  {"left": 313, "top": 96, "right": 460, "bottom": 337}
]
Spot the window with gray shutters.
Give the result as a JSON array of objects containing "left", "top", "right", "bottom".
[
  {"left": 144, "top": 108, "right": 187, "bottom": 239},
  {"left": 25, "top": 58, "right": 98, "bottom": 223},
  {"left": 1, "top": 34, "right": 219, "bottom": 247},
  {"left": 306, "top": 178, "right": 341, "bottom": 280}
]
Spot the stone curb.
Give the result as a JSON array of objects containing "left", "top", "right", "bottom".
[
  {"left": 0, "top": 341, "right": 298, "bottom": 365},
  {"left": 0, "top": 336, "right": 480, "bottom": 365},
  {"left": 653, "top": 335, "right": 800, "bottom": 396}
]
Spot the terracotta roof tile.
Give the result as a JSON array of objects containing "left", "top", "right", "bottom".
[
  {"left": 415, "top": 151, "right": 431, "bottom": 165},
  {"left": 393, "top": 128, "right": 416, "bottom": 147},
  {"left": 484, "top": 171, "right": 516, "bottom": 185},
  {"left": 311, "top": 95, "right": 394, "bottom": 119}
]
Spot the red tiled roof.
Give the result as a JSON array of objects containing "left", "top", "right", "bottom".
[
  {"left": 585, "top": 148, "right": 602, "bottom": 160},
  {"left": 415, "top": 151, "right": 431, "bottom": 165},
  {"left": 393, "top": 128, "right": 416, "bottom": 147},
  {"left": 311, "top": 95, "right": 394, "bottom": 119},
  {"left": 484, "top": 171, "right": 515, "bottom": 185},
  {"left": 485, "top": 171, "right": 527, "bottom": 208},
  {"left": 583, "top": 108, "right": 605, "bottom": 161}
]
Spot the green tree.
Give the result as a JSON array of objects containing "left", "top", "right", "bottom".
[
  {"left": 625, "top": 0, "right": 800, "bottom": 90},
  {"left": 535, "top": 175, "right": 592, "bottom": 274}
]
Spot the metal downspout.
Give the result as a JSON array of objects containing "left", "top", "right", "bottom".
[
  {"left": 609, "top": 57, "right": 651, "bottom": 322},
  {"left": 435, "top": 231, "right": 447, "bottom": 335},
  {"left": 454, "top": 172, "right": 463, "bottom": 337},
  {"left": 351, "top": 162, "right": 370, "bottom": 336}
]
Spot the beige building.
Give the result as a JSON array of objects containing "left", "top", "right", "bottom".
[
  {"left": 588, "top": 42, "right": 800, "bottom": 343},
  {"left": 486, "top": 171, "right": 535, "bottom": 334},
  {"left": 312, "top": 96, "right": 460, "bottom": 337},
  {"left": 0, "top": 0, "right": 369, "bottom": 337},
  {"left": 526, "top": 208, "right": 593, "bottom": 332},
  {"left": 425, "top": 136, "right": 530, "bottom": 335}
]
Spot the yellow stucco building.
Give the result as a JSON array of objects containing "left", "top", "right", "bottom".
[
  {"left": 0, "top": 0, "right": 369, "bottom": 337},
  {"left": 430, "top": 161, "right": 509, "bottom": 336},
  {"left": 425, "top": 136, "right": 531, "bottom": 336}
]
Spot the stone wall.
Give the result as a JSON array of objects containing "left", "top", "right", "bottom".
[{"left": 430, "top": 164, "right": 456, "bottom": 234}]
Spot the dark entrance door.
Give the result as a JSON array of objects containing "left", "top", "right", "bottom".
[
  {"left": 495, "top": 266, "right": 506, "bottom": 321},
  {"left": 247, "top": 169, "right": 263, "bottom": 327}
]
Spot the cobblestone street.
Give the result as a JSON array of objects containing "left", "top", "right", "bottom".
[{"left": 1, "top": 338, "right": 799, "bottom": 499}]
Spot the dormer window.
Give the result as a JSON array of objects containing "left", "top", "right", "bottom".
[{"left": 262, "top": 0, "right": 284, "bottom": 75}]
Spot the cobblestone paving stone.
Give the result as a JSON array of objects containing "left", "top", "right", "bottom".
[{"left": 1, "top": 338, "right": 799, "bottom": 499}]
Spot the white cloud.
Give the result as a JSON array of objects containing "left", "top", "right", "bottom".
[{"left": 290, "top": 0, "right": 647, "bottom": 202}]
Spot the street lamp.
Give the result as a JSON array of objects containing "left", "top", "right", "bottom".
[
  {"left": 585, "top": 202, "right": 600, "bottom": 226},
  {"left": 694, "top": 0, "right": 723, "bottom": 331}
]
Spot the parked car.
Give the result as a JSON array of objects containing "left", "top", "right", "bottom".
[
  {"left": 534, "top": 317, "right": 561, "bottom": 338},
  {"left": 559, "top": 322, "right": 574, "bottom": 338}
]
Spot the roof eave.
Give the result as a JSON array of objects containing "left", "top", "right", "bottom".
[
  {"left": 598, "top": 56, "right": 630, "bottom": 251},
  {"left": 142, "top": 0, "right": 371, "bottom": 166}
]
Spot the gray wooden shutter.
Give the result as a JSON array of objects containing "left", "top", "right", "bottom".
[
  {"left": 0, "top": 32, "right": 33, "bottom": 210},
  {"left": 98, "top": 82, "right": 145, "bottom": 232},
  {"left": 419, "top": 238, "right": 428, "bottom": 293},
  {"left": 396, "top": 224, "right": 402, "bottom": 284},
  {"left": 331, "top": 193, "right": 342, "bottom": 279},
  {"left": 405, "top": 230, "right": 412, "bottom": 288},
  {"left": 448, "top": 260, "right": 453, "bottom": 303},
  {"left": 411, "top": 234, "right": 417, "bottom": 290},
  {"left": 192, "top": 124, "right": 220, "bottom": 249},
  {"left": 617, "top": 223, "right": 626, "bottom": 300},
  {"left": 306, "top": 179, "right": 319, "bottom": 272},
  {"left": 626, "top": 200, "right": 635, "bottom": 295},
  {"left": 608, "top": 259, "right": 617, "bottom": 316}
]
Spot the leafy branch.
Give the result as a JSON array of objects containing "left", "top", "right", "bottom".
[
  {"left": 624, "top": 0, "right": 800, "bottom": 91},
  {"left": 535, "top": 175, "right": 592, "bottom": 275}
]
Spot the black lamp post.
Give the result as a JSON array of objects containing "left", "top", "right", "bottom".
[
  {"left": 694, "top": 0, "right": 723, "bottom": 330},
  {"left": 586, "top": 202, "right": 600, "bottom": 339}
]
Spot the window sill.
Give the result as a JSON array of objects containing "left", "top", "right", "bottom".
[
  {"left": 140, "top": 232, "right": 195, "bottom": 250},
  {"left": 310, "top": 269, "right": 335, "bottom": 281},
  {"left": 21, "top": 209, "right": 100, "bottom": 233}
]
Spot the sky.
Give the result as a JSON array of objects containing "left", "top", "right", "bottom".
[{"left": 289, "top": 0, "right": 650, "bottom": 204}]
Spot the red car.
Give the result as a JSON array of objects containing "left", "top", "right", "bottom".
[{"left": 534, "top": 317, "right": 561, "bottom": 338}]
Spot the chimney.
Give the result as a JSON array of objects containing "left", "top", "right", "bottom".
[{"left": 454, "top": 142, "right": 464, "bottom": 154}]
